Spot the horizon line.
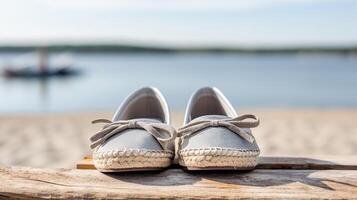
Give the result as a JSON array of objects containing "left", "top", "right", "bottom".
[{"left": 1, "top": 43, "right": 357, "bottom": 54}]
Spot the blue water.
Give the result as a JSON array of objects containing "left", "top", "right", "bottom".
[{"left": 1, "top": 52, "right": 357, "bottom": 113}]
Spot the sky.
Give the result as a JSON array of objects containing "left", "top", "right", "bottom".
[{"left": 0, "top": 0, "right": 357, "bottom": 47}]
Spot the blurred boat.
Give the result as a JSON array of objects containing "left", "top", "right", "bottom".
[
  {"left": 2, "top": 49, "right": 80, "bottom": 78},
  {"left": 3, "top": 66, "right": 78, "bottom": 78}
]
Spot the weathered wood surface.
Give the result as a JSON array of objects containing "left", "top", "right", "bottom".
[
  {"left": 1, "top": 166, "right": 357, "bottom": 199},
  {"left": 258, "top": 155, "right": 357, "bottom": 170},
  {"left": 77, "top": 155, "right": 357, "bottom": 170}
]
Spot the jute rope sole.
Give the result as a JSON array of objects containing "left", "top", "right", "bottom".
[
  {"left": 178, "top": 148, "right": 260, "bottom": 169},
  {"left": 93, "top": 148, "right": 174, "bottom": 171}
]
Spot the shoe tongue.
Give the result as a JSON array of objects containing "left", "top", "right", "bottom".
[
  {"left": 120, "top": 118, "right": 163, "bottom": 123},
  {"left": 191, "top": 115, "right": 230, "bottom": 123}
]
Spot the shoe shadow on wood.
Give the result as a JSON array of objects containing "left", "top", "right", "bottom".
[{"left": 104, "top": 168, "right": 201, "bottom": 186}]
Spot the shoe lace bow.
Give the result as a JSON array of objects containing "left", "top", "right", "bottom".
[
  {"left": 178, "top": 114, "right": 259, "bottom": 143},
  {"left": 89, "top": 119, "right": 176, "bottom": 150}
]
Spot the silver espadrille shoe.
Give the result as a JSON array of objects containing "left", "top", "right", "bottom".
[
  {"left": 90, "top": 87, "right": 176, "bottom": 172},
  {"left": 177, "top": 87, "right": 260, "bottom": 170}
]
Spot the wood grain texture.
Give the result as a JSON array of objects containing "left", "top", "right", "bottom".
[
  {"left": 257, "top": 156, "right": 357, "bottom": 170},
  {"left": 1, "top": 166, "right": 357, "bottom": 199},
  {"left": 77, "top": 155, "right": 357, "bottom": 170}
]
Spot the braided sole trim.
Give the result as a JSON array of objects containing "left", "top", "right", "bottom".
[
  {"left": 178, "top": 148, "right": 260, "bottom": 168},
  {"left": 93, "top": 149, "right": 174, "bottom": 170}
]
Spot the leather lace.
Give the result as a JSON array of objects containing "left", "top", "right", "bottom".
[
  {"left": 90, "top": 119, "right": 176, "bottom": 150},
  {"left": 178, "top": 114, "right": 260, "bottom": 144}
]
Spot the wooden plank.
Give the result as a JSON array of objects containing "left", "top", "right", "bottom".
[
  {"left": 1, "top": 166, "right": 357, "bottom": 199},
  {"left": 76, "top": 155, "right": 357, "bottom": 170},
  {"left": 76, "top": 155, "right": 95, "bottom": 170},
  {"left": 257, "top": 156, "right": 357, "bottom": 170}
]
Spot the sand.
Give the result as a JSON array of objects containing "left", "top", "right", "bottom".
[{"left": 0, "top": 108, "right": 357, "bottom": 168}]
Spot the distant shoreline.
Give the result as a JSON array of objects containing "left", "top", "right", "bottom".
[{"left": 1, "top": 44, "right": 357, "bottom": 54}]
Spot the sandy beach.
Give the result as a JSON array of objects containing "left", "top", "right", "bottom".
[{"left": 0, "top": 108, "right": 356, "bottom": 168}]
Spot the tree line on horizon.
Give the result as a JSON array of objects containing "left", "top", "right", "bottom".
[{"left": 0, "top": 44, "right": 356, "bottom": 54}]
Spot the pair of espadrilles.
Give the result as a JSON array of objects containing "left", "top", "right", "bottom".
[{"left": 90, "top": 87, "right": 260, "bottom": 172}]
